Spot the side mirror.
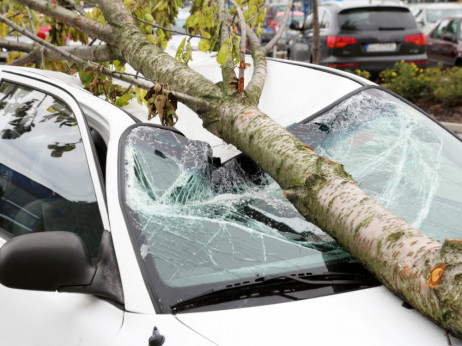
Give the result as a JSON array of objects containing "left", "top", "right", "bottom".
[
  {"left": 0, "top": 232, "right": 95, "bottom": 291},
  {"left": 290, "top": 21, "right": 301, "bottom": 30}
]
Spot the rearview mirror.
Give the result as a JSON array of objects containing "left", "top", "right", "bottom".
[{"left": 0, "top": 232, "right": 95, "bottom": 291}]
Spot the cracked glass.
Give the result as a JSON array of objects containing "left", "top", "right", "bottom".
[
  {"left": 289, "top": 88, "right": 462, "bottom": 242},
  {"left": 122, "top": 126, "right": 356, "bottom": 312},
  {"left": 122, "top": 89, "right": 462, "bottom": 312}
]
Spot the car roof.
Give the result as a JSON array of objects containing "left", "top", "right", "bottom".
[
  {"left": 408, "top": 2, "right": 462, "bottom": 9},
  {"left": 0, "top": 56, "right": 371, "bottom": 161},
  {"left": 275, "top": 10, "right": 304, "bottom": 16},
  {"left": 320, "top": 0, "right": 410, "bottom": 12}
]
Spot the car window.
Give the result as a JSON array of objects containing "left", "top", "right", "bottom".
[
  {"left": 460, "top": 20, "right": 462, "bottom": 40},
  {"left": 121, "top": 125, "right": 372, "bottom": 312},
  {"left": 427, "top": 8, "right": 462, "bottom": 24},
  {"left": 412, "top": 8, "right": 423, "bottom": 19},
  {"left": 304, "top": 12, "right": 313, "bottom": 30},
  {"left": 338, "top": 7, "right": 417, "bottom": 31},
  {"left": 288, "top": 88, "right": 462, "bottom": 242},
  {"left": 320, "top": 10, "right": 328, "bottom": 29},
  {"left": 431, "top": 19, "right": 450, "bottom": 39},
  {"left": 0, "top": 82, "right": 104, "bottom": 260},
  {"left": 446, "top": 20, "right": 458, "bottom": 41}
]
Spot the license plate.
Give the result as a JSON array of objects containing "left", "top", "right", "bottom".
[{"left": 365, "top": 43, "right": 397, "bottom": 52}]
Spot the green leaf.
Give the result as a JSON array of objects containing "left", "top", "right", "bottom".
[
  {"left": 198, "top": 38, "right": 210, "bottom": 52},
  {"left": 78, "top": 69, "right": 93, "bottom": 86},
  {"left": 217, "top": 38, "right": 232, "bottom": 66},
  {"left": 115, "top": 90, "right": 132, "bottom": 107}
]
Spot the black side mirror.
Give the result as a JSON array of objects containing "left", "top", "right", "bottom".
[
  {"left": 290, "top": 20, "right": 301, "bottom": 30},
  {"left": 0, "top": 231, "right": 95, "bottom": 291}
]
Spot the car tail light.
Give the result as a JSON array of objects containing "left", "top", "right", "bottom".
[
  {"left": 404, "top": 60, "right": 428, "bottom": 66},
  {"left": 327, "top": 63, "right": 360, "bottom": 68},
  {"left": 327, "top": 36, "right": 357, "bottom": 48},
  {"left": 405, "top": 34, "right": 426, "bottom": 46}
]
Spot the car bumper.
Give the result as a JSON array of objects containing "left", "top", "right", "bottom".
[{"left": 321, "top": 54, "right": 428, "bottom": 73}]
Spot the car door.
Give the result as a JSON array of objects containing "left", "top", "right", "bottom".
[
  {"left": 289, "top": 12, "right": 313, "bottom": 61},
  {"left": 439, "top": 19, "right": 459, "bottom": 65},
  {"left": 0, "top": 72, "right": 124, "bottom": 345},
  {"left": 427, "top": 18, "right": 453, "bottom": 65}
]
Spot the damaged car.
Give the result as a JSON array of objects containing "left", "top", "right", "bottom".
[{"left": 0, "top": 58, "right": 461, "bottom": 345}]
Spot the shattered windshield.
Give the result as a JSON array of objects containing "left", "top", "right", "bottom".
[
  {"left": 121, "top": 125, "right": 359, "bottom": 312},
  {"left": 121, "top": 88, "right": 462, "bottom": 312},
  {"left": 289, "top": 88, "right": 462, "bottom": 241}
]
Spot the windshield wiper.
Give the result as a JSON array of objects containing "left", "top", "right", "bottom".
[{"left": 171, "top": 271, "right": 378, "bottom": 313}]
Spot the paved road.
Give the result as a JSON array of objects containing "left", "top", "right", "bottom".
[{"left": 442, "top": 122, "right": 462, "bottom": 139}]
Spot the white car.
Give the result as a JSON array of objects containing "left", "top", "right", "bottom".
[
  {"left": 0, "top": 57, "right": 461, "bottom": 346},
  {"left": 409, "top": 2, "right": 462, "bottom": 35}
]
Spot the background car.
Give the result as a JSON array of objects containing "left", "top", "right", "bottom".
[
  {"left": 427, "top": 14, "right": 462, "bottom": 66},
  {"left": 261, "top": 10, "right": 304, "bottom": 57},
  {"left": 0, "top": 57, "right": 462, "bottom": 345},
  {"left": 409, "top": 2, "right": 462, "bottom": 35},
  {"left": 287, "top": 0, "right": 427, "bottom": 75}
]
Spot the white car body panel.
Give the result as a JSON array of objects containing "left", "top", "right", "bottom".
[
  {"left": 0, "top": 288, "right": 123, "bottom": 346},
  {"left": 177, "top": 286, "right": 455, "bottom": 346}
]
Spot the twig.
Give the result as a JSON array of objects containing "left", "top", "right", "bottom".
[
  {"left": 133, "top": 15, "right": 209, "bottom": 40},
  {"left": 246, "top": 5, "right": 265, "bottom": 23},
  {"left": 264, "top": 0, "right": 293, "bottom": 54},
  {"left": 229, "top": 0, "right": 247, "bottom": 93},
  {"left": 0, "top": 13, "right": 152, "bottom": 90},
  {"left": 25, "top": 7, "right": 37, "bottom": 35}
]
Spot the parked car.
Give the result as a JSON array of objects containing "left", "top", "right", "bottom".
[
  {"left": 263, "top": 2, "right": 303, "bottom": 29},
  {"left": 261, "top": 10, "right": 304, "bottom": 57},
  {"left": 426, "top": 14, "right": 462, "bottom": 67},
  {"left": 0, "top": 57, "right": 461, "bottom": 345},
  {"left": 287, "top": 0, "right": 428, "bottom": 75},
  {"left": 409, "top": 2, "right": 462, "bottom": 35}
]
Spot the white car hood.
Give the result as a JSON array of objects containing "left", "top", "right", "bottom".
[{"left": 176, "top": 286, "right": 460, "bottom": 346}]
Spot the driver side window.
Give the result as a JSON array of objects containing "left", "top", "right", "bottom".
[{"left": 0, "top": 82, "right": 104, "bottom": 260}]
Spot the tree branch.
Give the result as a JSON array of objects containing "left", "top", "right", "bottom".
[
  {"left": 95, "top": 0, "right": 222, "bottom": 101},
  {"left": 0, "top": 13, "right": 150, "bottom": 89},
  {"left": 25, "top": 7, "right": 37, "bottom": 35},
  {"left": 217, "top": 0, "right": 236, "bottom": 88},
  {"left": 66, "top": 0, "right": 87, "bottom": 16},
  {"left": 16, "top": 0, "right": 115, "bottom": 44},
  {"left": 228, "top": 0, "right": 246, "bottom": 94},
  {"left": 227, "top": 15, "right": 267, "bottom": 105},
  {"left": 0, "top": 38, "right": 118, "bottom": 63},
  {"left": 264, "top": 0, "right": 293, "bottom": 54},
  {"left": 246, "top": 5, "right": 265, "bottom": 24}
]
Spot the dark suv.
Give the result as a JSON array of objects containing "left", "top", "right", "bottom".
[{"left": 287, "top": 1, "right": 427, "bottom": 74}]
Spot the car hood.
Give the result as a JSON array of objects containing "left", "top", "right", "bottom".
[{"left": 175, "top": 286, "right": 461, "bottom": 346}]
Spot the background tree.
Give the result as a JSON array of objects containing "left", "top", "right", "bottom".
[{"left": 1, "top": 0, "right": 462, "bottom": 339}]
